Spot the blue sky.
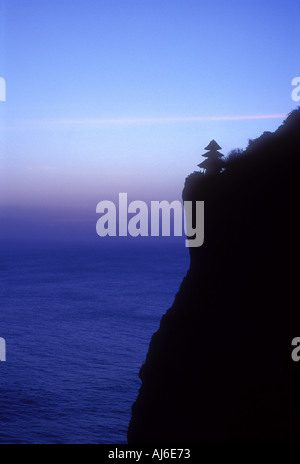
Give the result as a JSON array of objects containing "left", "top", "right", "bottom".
[{"left": 0, "top": 0, "right": 299, "bottom": 239}]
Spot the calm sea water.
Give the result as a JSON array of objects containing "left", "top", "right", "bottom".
[{"left": 0, "top": 240, "right": 189, "bottom": 444}]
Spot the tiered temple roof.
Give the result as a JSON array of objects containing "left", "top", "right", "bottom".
[{"left": 198, "top": 139, "right": 224, "bottom": 174}]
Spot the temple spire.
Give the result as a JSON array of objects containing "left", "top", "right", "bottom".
[{"left": 198, "top": 139, "right": 224, "bottom": 174}]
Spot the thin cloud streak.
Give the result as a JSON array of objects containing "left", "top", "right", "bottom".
[
  {"left": 2, "top": 113, "right": 288, "bottom": 130},
  {"left": 38, "top": 113, "right": 288, "bottom": 125}
]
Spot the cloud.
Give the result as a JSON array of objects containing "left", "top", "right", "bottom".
[{"left": 8, "top": 113, "right": 288, "bottom": 129}]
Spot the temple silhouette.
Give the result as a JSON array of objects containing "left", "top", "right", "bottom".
[{"left": 198, "top": 139, "right": 224, "bottom": 174}]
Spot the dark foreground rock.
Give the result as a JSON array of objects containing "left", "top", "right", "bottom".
[{"left": 128, "top": 109, "right": 300, "bottom": 443}]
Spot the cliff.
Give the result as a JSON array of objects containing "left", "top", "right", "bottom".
[{"left": 127, "top": 108, "right": 300, "bottom": 443}]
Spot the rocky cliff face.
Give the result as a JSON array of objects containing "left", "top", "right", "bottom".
[{"left": 128, "top": 109, "right": 300, "bottom": 443}]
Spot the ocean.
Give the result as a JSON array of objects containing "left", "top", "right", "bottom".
[{"left": 0, "top": 240, "right": 189, "bottom": 444}]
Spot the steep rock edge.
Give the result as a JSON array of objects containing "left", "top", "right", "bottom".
[{"left": 128, "top": 109, "right": 300, "bottom": 443}]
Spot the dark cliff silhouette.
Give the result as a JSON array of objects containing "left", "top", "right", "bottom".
[{"left": 128, "top": 108, "right": 300, "bottom": 443}]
